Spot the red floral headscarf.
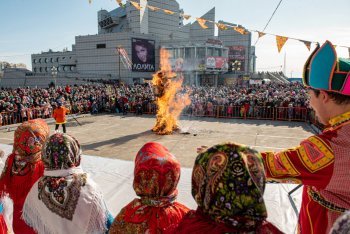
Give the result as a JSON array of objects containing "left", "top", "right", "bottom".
[
  {"left": 109, "top": 142, "right": 189, "bottom": 234},
  {"left": 13, "top": 118, "right": 50, "bottom": 162}
]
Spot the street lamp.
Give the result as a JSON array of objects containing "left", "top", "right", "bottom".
[{"left": 51, "top": 66, "right": 58, "bottom": 87}]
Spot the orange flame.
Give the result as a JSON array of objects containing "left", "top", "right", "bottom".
[{"left": 152, "top": 49, "right": 191, "bottom": 135}]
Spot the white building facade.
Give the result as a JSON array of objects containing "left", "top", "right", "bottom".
[{"left": 29, "top": 0, "right": 255, "bottom": 87}]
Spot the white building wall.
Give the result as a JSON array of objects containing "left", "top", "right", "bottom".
[
  {"left": 218, "top": 21, "right": 252, "bottom": 74},
  {"left": 27, "top": 0, "right": 254, "bottom": 86},
  {"left": 190, "top": 7, "right": 215, "bottom": 43},
  {"left": 75, "top": 32, "right": 159, "bottom": 83}
]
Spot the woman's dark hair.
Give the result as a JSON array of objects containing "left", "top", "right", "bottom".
[{"left": 312, "top": 89, "right": 350, "bottom": 105}]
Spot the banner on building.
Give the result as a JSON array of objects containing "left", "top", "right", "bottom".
[
  {"left": 206, "top": 56, "right": 228, "bottom": 70},
  {"left": 169, "top": 57, "right": 204, "bottom": 72},
  {"left": 228, "top": 46, "right": 245, "bottom": 72},
  {"left": 131, "top": 38, "right": 156, "bottom": 72},
  {"left": 117, "top": 47, "right": 132, "bottom": 71}
]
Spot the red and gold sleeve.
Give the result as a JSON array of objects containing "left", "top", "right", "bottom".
[{"left": 261, "top": 135, "right": 334, "bottom": 188}]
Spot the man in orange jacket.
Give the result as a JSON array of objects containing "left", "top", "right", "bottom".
[{"left": 53, "top": 102, "right": 70, "bottom": 133}]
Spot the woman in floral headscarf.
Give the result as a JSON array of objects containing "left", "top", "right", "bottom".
[
  {"left": 22, "top": 133, "right": 112, "bottom": 234},
  {"left": 0, "top": 119, "right": 49, "bottom": 234},
  {"left": 176, "top": 143, "right": 282, "bottom": 234},
  {"left": 109, "top": 142, "right": 189, "bottom": 234},
  {"left": 330, "top": 211, "right": 350, "bottom": 234}
]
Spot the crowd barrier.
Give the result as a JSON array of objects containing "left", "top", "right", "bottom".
[{"left": 0, "top": 104, "right": 323, "bottom": 131}]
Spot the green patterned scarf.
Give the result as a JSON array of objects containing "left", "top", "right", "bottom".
[{"left": 192, "top": 143, "right": 267, "bottom": 230}]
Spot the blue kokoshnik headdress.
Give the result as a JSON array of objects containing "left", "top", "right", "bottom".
[{"left": 303, "top": 40, "right": 350, "bottom": 96}]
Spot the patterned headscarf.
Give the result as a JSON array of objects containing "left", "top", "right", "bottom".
[
  {"left": 191, "top": 143, "right": 267, "bottom": 231},
  {"left": 23, "top": 133, "right": 109, "bottom": 234},
  {"left": 109, "top": 142, "right": 189, "bottom": 234},
  {"left": 41, "top": 133, "right": 82, "bottom": 170},
  {"left": 133, "top": 142, "right": 180, "bottom": 200},
  {"left": 330, "top": 211, "right": 350, "bottom": 234},
  {"left": 13, "top": 118, "right": 49, "bottom": 162}
]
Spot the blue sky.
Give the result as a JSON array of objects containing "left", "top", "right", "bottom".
[{"left": 1, "top": 0, "right": 349, "bottom": 77}]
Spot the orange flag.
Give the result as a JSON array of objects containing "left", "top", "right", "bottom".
[
  {"left": 180, "top": 13, "right": 191, "bottom": 20},
  {"left": 116, "top": 0, "right": 123, "bottom": 7},
  {"left": 258, "top": 31, "right": 266, "bottom": 38},
  {"left": 196, "top": 18, "right": 208, "bottom": 29},
  {"left": 147, "top": 5, "right": 160, "bottom": 11},
  {"left": 164, "top": 9, "right": 175, "bottom": 15},
  {"left": 300, "top": 40, "right": 311, "bottom": 51},
  {"left": 130, "top": 1, "right": 141, "bottom": 10},
  {"left": 276, "top": 35, "right": 288, "bottom": 53},
  {"left": 233, "top": 27, "right": 247, "bottom": 35},
  {"left": 216, "top": 23, "right": 228, "bottom": 30}
]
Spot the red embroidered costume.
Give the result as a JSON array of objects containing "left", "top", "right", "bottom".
[{"left": 261, "top": 41, "right": 350, "bottom": 234}]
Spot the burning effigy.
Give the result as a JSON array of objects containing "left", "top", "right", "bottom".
[{"left": 151, "top": 49, "right": 191, "bottom": 135}]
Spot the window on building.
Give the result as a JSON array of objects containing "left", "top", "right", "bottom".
[
  {"left": 185, "top": 48, "right": 194, "bottom": 59},
  {"left": 39, "top": 58, "right": 42, "bottom": 63},
  {"left": 33, "top": 68, "right": 37, "bottom": 72},
  {"left": 196, "top": 47, "right": 205, "bottom": 58},
  {"left": 207, "top": 47, "right": 214, "bottom": 57},
  {"left": 173, "top": 48, "right": 179, "bottom": 58},
  {"left": 56, "top": 57, "right": 59, "bottom": 62},
  {"left": 167, "top": 49, "right": 174, "bottom": 59},
  {"left": 45, "top": 58, "right": 48, "bottom": 63},
  {"left": 178, "top": 48, "right": 184, "bottom": 58},
  {"left": 214, "top": 48, "right": 222, "bottom": 57},
  {"left": 50, "top": 58, "right": 53, "bottom": 63},
  {"left": 97, "top": 44, "right": 106, "bottom": 49},
  {"left": 39, "top": 67, "right": 42, "bottom": 72},
  {"left": 33, "top": 59, "right": 37, "bottom": 64}
]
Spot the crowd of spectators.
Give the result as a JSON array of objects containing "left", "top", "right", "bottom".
[{"left": 0, "top": 81, "right": 310, "bottom": 126}]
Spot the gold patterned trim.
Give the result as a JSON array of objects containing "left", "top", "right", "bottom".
[
  {"left": 328, "top": 110, "right": 350, "bottom": 127},
  {"left": 308, "top": 187, "right": 347, "bottom": 213},
  {"left": 298, "top": 136, "right": 334, "bottom": 173},
  {"left": 266, "top": 151, "right": 300, "bottom": 177}
]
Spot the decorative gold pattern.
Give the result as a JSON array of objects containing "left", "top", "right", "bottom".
[
  {"left": 298, "top": 136, "right": 334, "bottom": 173},
  {"left": 308, "top": 187, "right": 346, "bottom": 213},
  {"left": 328, "top": 111, "right": 350, "bottom": 127},
  {"left": 109, "top": 207, "right": 148, "bottom": 234},
  {"left": 266, "top": 151, "right": 300, "bottom": 177}
]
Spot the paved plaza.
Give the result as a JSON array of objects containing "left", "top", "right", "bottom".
[{"left": 0, "top": 114, "right": 314, "bottom": 168}]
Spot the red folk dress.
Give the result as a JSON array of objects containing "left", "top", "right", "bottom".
[
  {"left": 261, "top": 111, "right": 350, "bottom": 234},
  {"left": 0, "top": 119, "right": 49, "bottom": 234},
  {"left": 109, "top": 142, "right": 189, "bottom": 234}
]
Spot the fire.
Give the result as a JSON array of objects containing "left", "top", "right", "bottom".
[{"left": 152, "top": 49, "right": 191, "bottom": 135}]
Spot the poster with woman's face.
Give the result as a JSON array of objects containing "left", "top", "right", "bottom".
[{"left": 132, "top": 38, "right": 155, "bottom": 72}]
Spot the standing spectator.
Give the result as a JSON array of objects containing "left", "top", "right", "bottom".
[{"left": 53, "top": 101, "right": 70, "bottom": 133}]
